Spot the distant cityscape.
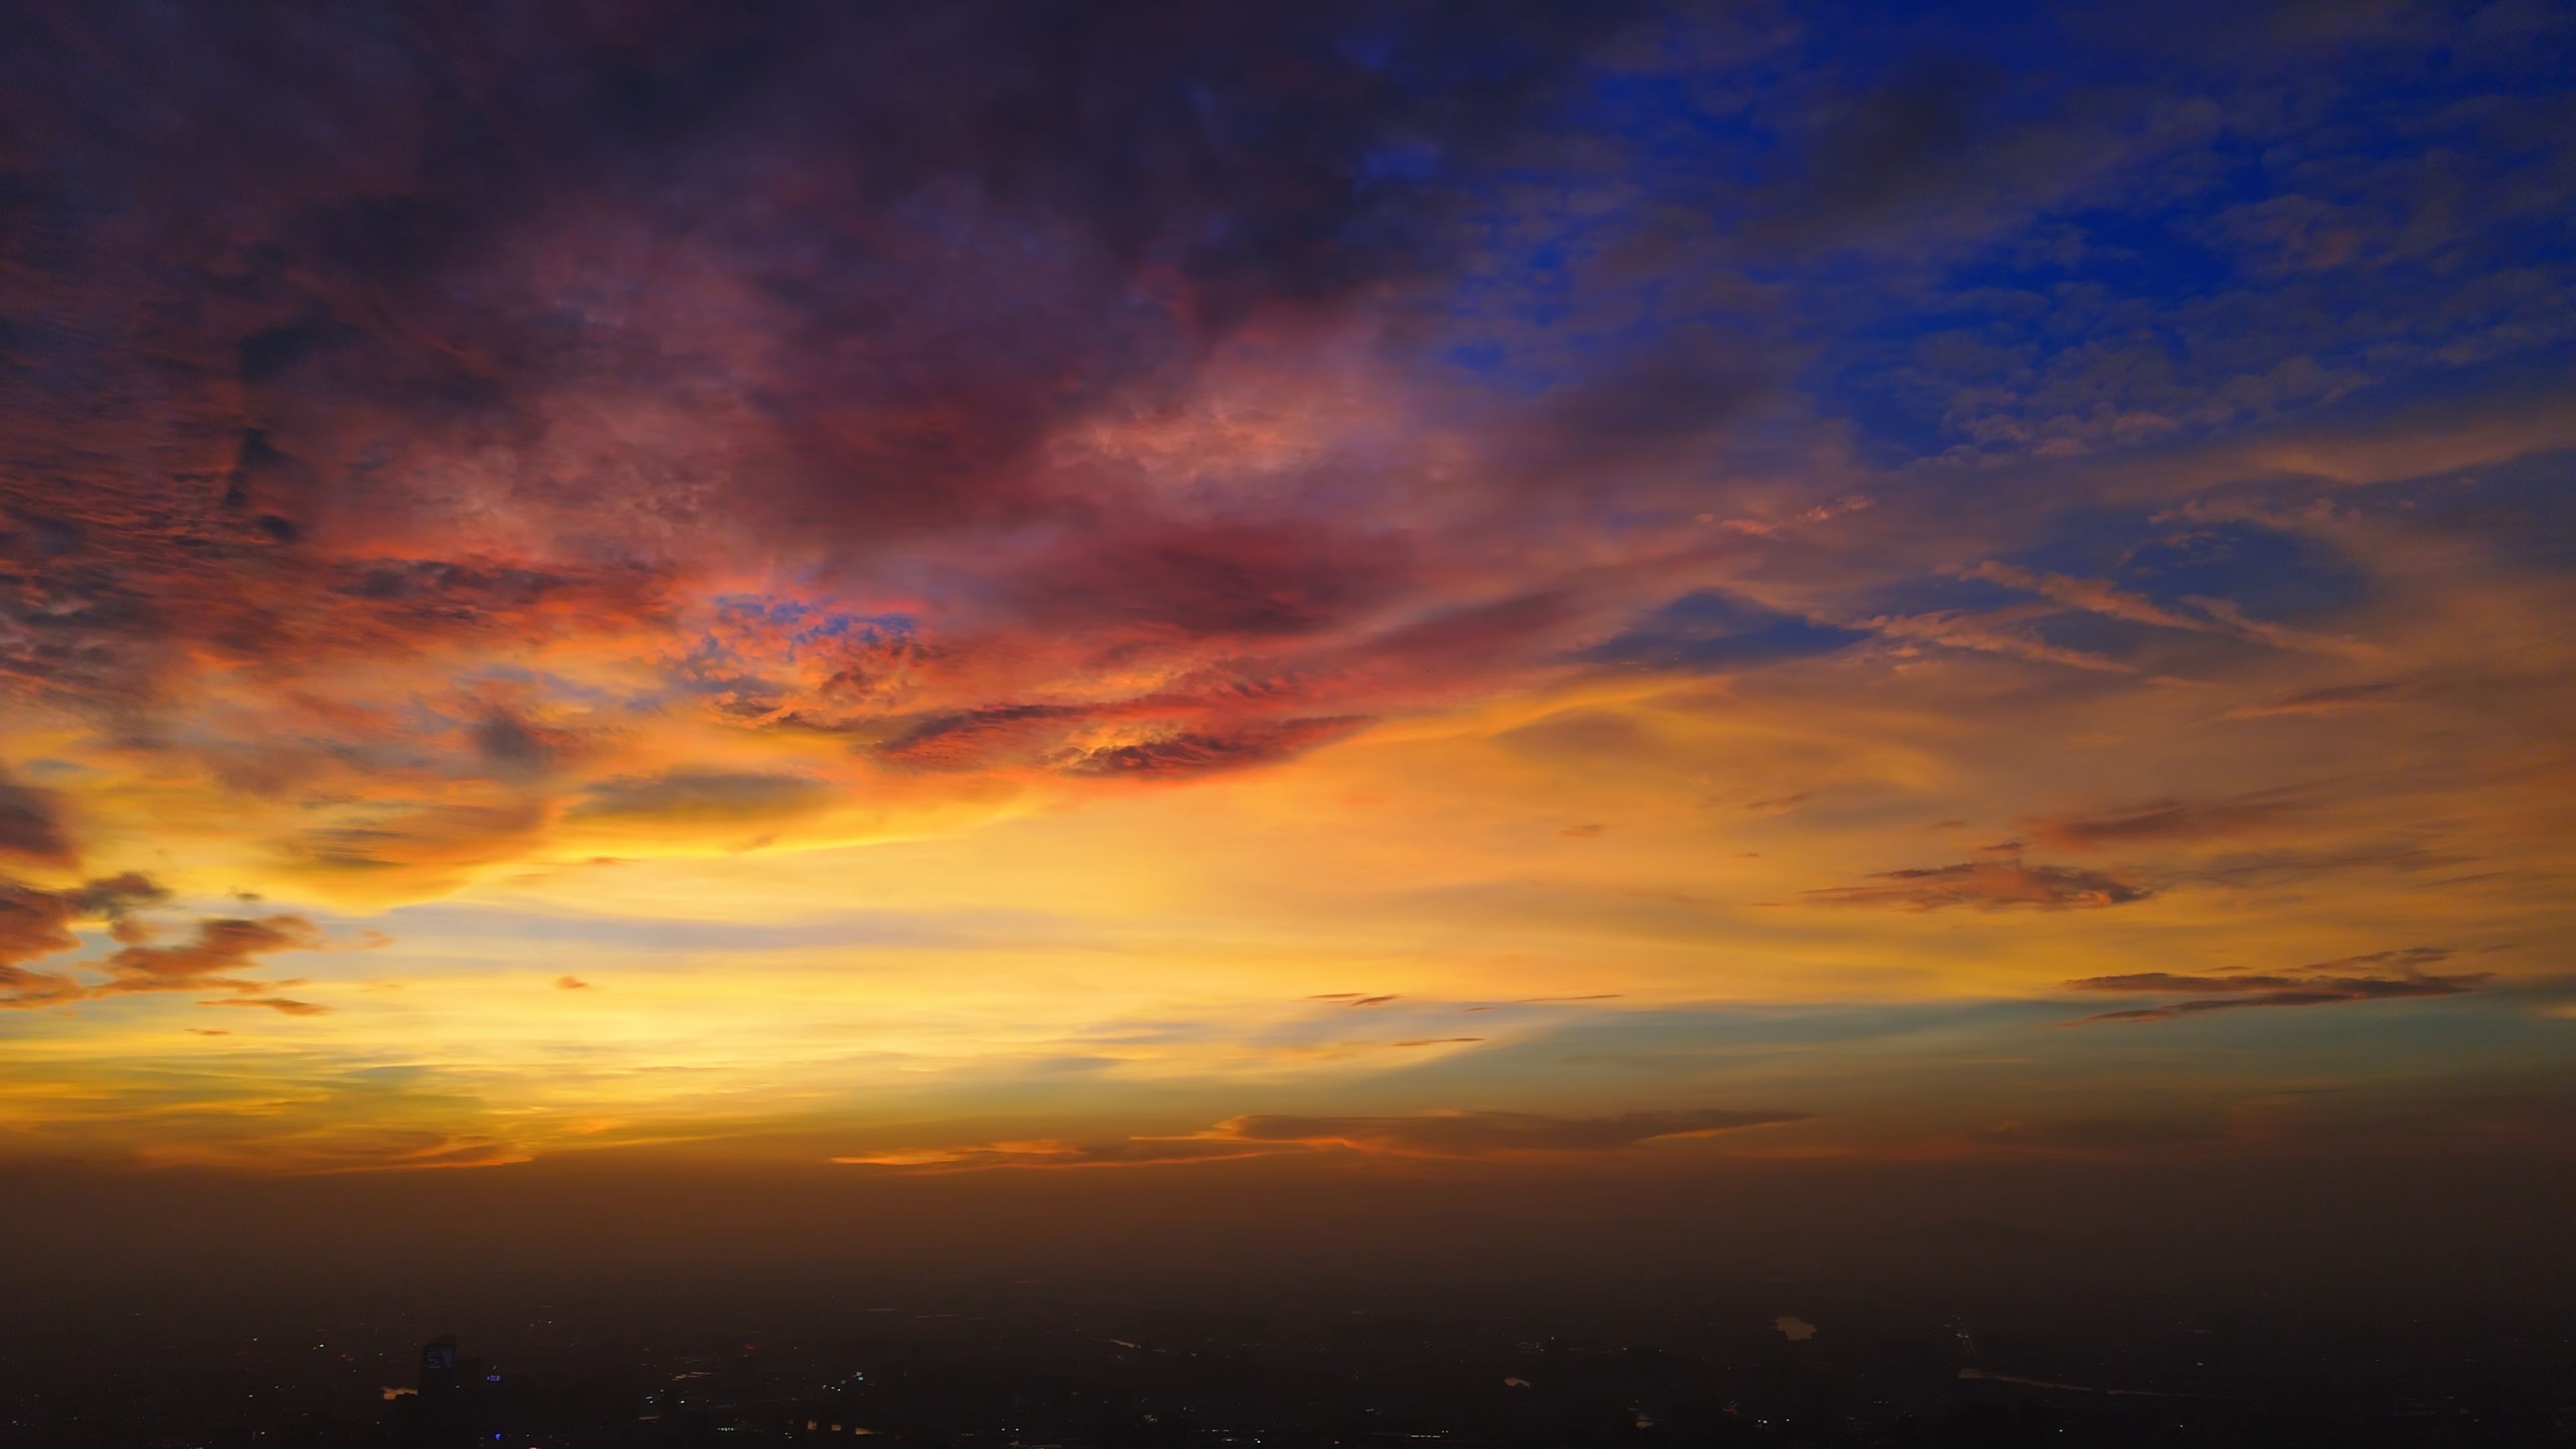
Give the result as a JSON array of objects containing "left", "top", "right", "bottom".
[{"left": 6, "top": 1289, "right": 2571, "bottom": 1446}]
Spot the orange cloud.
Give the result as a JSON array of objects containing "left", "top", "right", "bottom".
[
  {"left": 1804, "top": 858, "right": 2152, "bottom": 912},
  {"left": 833, "top": 1108, "right": 1811, "bottom": 1171},
  {"left": 2021, "top": 791, "right": 2300, "bottom": 852},
  {"left": 0, "top": 766, "right": 76, "bottom": 867},
  {"left": 199, "top": 996, "right": 332, "bottom": 1016},
  {"left": 0, "top": 872, "right": 329, "bottom": 1011},
  {"left": 2065, "top": 947, "right": 2486, "bottom": 1023},
  {"left": 0, "top": 872, "right": 169, "bottom": 1007}
]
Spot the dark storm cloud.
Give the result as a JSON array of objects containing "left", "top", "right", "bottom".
[
  {"left": 1804, "top": 857, "right": 2151, "bottom": 912},
  {"left": 199, "top": 996, "right": 331, "bottom": 1016},
  {"left": 2065, "top": 945, "right": 2487, "bottom": 1023}
]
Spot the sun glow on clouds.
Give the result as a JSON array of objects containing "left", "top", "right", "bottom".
[{"left": 3, "top": 0, "right": 2575, "bottom": 1174}]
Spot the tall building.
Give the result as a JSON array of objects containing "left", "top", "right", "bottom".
[{"left": 417, "top": 1334, "right": 461, "bottom": 1401}]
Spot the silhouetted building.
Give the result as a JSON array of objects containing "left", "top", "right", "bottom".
[{"left": 417, "top": 1334, "right": 460, "bottom": 1400}]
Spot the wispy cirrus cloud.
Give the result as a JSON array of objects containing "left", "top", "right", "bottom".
[
  {"left": 2221, "top": 680, "right": 2409, "bottom": 719},
  {"left": 833, "top": 1107, "right": 1809, "bottom": 1171},
  {"left": 2021, "top": 790, "right": 2302, "bottom": 853},
  {"left": 200, "top": 996, "right": 331, "bottom": 1016},
  {"left": 2064, "top": 947, "right": 2486, "bottom": 1023},
  {"left": 1804, "top": 857, "right": 2152, "bottom": 912},
  {"left": 1858, "top": 609, "right": 2135, "bottom": 674}
]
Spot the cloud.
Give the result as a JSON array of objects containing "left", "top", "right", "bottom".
[
  {"left": 0, "top": 0, "right": 1656, "bottom": 711},
  {"left": 95, "top": 916, "right": 326, "bottom": 994},
  {"left": 0, "top": 766, "right": 76, "bottom": 867},
  {"left": 3, "top": 0, "right": 2527, "bottom": 927},
  {"left": 1966, "top": 562, "right": 2375, "bottom": 658},
  {"left": 2180, "top": 595, "right": 2376, "bottom": 657},
  {"left": 1965, "top": 561, "right": 2218, "bottom": 635},
  {"left": 1968, "top": 1118, "right": 2225, "bottom": 1152},
  {"left": 875, "top": 704, "right": 1369, "bottom": 783},
  {"left": 252, "top": 1130, "right": 529, "bottom": 1175},
  {"left": 834, "top": 1106, "right": 1809, "bottom": 1171},
  {"left": 1750, "top": 56, "right": 2001, "bottom": 244},
  {"left": 0, "top": 871, "right": 170, "bottom": 1006},
  {"left": 468, "top": 708, "right": 583, "bottom": 779},
  {"left": 199, "top": 996, "right": 331, "bottom": 1016},
  {"left": 2021, "top": 792, "right": 2299, "bottom": 852},
  {"left": 1860, "top": 610, "right": 2135, "bottom": 674},
  {"left": 1501, "top": 339, "right": 1765, "bottom": 490},
  {"left": 1000, "top": 523, "right": 1408, "bottom": 643},
  {"left": 0, "top": 0, "right": 1719, "bottom": 908},
  {"left": 555, "top": 975, "right": 592, "bottom": 990},
  {"left": 1057, "top": 716, "right": 1370, "bottom": 780},
  {"left": 568, "top": 771, "right": 834, "bottom": 824},
  {"left": 875, "top": 706, "right": 1091, "bottom": 773},
  {"left": 1, "top": 872, "right": 331, "bottom": 1010},
  {"left": 2065, "top": 946, "right": 2487, "bottom": 1022},
  {"left": 1805, "top": 857, "right": 2153, "bottom": 911},
  {"left": 831, "top": 1137, "right": 1278, "bottom": 1172},
  {"left": 1585, "top": 591, "right": 1866, "bottom": 673},
  {"left": 2221, "top": 680, "right": 2408, "bottom": 719},
  {"left": 292, "top": 800, "right": 549, "bottom": 877},
  {"left": 1220, "top": 1108, "right": 1809, "bottom": 1155}
]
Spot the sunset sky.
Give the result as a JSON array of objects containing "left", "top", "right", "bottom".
[{"left": 3, "top": 0, "right": 2572, "bottom": 1187}]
